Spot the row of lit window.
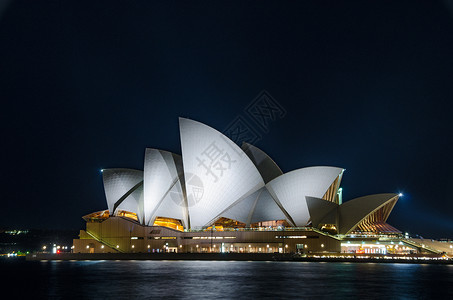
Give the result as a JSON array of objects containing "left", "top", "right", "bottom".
[
  {"left": 275, "top": 236, "right": 307, "bottom": 239},
  {"left": 131, "top": 236, "right": 178, "bottom": 240},
  {"left": 191, "top": 236, "right": 236, "bottom": 239},
  {"left": 80, "top": 243, "right": 322, "bottom": 250}
]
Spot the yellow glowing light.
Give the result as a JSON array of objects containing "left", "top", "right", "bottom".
[
  {"left": 153, "top": 217, "right": 184, "bottom": 231},
  {"left": 115, "top": 210, "right": 138, "bottom": 221}
]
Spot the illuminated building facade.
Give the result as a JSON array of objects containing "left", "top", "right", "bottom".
[{"left": 73, "top": 118, "right": 448, "bottom": 255}]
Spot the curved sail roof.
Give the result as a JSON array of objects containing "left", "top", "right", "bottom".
[
  {"left": 143, "top": 148, "right": 187, "bottom": 226},
  {"left": 179, "top": 118, "right": 265, "bottom": 228},
  {"left": 98, "top": 118, "right": 400, "bottom": 233},
  {"left": 213, "top": 187, "right": 289, "bottom": 225},
  {"left": 241, "top": 143, "right": 283, "bottom": 183},
  {"left": 213, "top": 189, "right": 261, "bottom": 225},
  {"left": 115, "top": 184, "right": 144, "bottom": 223},
  {"left": 266, "top": 166, "right": 344, "bottom": 226},
  {"left": 249, "top": 187, "right": 289, "bottom": 224},
  {"left": 338, "top": 193, "right": 399, "bottom": 235},
  {"left": 102, "top": 168, "right": 143, "bottom": 215},
  {"left": 306, "top": 196, "right": 339, "bottom": 228},
  {"left": 151, "top": 180, "right": 188, "bottom": 227}
]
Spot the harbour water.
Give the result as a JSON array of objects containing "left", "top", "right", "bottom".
[{"left": 2, "top": 259, "right": 453, "bottom": 299}]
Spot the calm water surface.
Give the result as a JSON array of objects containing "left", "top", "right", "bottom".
[{"left": 2, "top": 259, "right": 453, "bottom": 299}]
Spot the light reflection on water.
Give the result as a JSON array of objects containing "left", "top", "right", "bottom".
[{"left": 3, "top": 260, "right": 453, "bottom": 299}]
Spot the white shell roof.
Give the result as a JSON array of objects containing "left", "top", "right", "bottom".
[
  {"left": 116, "top": 184, "right": 144, "bottom": 223},
  {"left": 151, "top": 180, "right": 188, "bottom": 227},
  {"left": 99, "top": 119, "right": 399, "bottom": 233},
  {"left": 214, "top": 189, "right": 261, "bottom": 224},
  {"left": 143, "top": 148, "right": 186, "bottom": 226},
  {"left": 249, "top": 187, "right": 288, "bottom": 224},
  {"left": 179, "top": 118, "right": 265, "bottom": 228},
  {"left": 213, "top": 186, "right": 291, "bottom": 226},
  {"left": 266, "top": 166, "right": 344, "bottom": 226},
  {"left": 102, "top": 168, "right": 143, "bottom": 215}
]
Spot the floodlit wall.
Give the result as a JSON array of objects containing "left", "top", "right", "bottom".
[{"left": 74, "top": 216, "right": 341, "bottom": 254}]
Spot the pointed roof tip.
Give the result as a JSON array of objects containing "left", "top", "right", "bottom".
[
  {"left": 178, "top": 117, "right": 209, "bottom": 129},
  {"left": 179, "top": 116, "right": 196, "bottom": 122},
  {"left": 145, "top": 147, "right": 180, "bottom": 156},
  {"left": 145, "top": 147, "right": 158, "bottom": 152},
  {"left": 178, "top": 117, "right": 190, "bottom": 126},
  {"left": 101, "top": 168, "right": 144, "bottom": 173}
]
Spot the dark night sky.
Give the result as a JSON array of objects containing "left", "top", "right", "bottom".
[{"left": 1, "top": 1, "right": 452, "bottom": 238}]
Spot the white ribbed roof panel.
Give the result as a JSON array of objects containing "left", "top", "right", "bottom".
[
  {"left": 266, "top": 166, "right": 344, "bottom": 226},
  {"left": 143, "top": 149, "right": 186, "bottom": 226},
  {"left": 102, "top": 168, "right": 143, "bottom": 215},
  {"left": 216, "top": 189, "right": 261, "bottom": 224},
  {"left": 179, "top": 118, "right": 265, "bottom": 228},
  {"left": 116, "top": 184, "right": 144, "bottom": 223},
  {"left": 250, "top": 187, "right": 288, "bottom": 224},
  {"left": 151, "top": 179, "right": 188, "bottom": 227},
  {"left": 215, "top": 187, "right": 289, "bottom": 225}
]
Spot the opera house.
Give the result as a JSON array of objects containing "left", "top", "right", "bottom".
[{"left": 73, "top": 118, "right": 450, "bottom": 255}]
